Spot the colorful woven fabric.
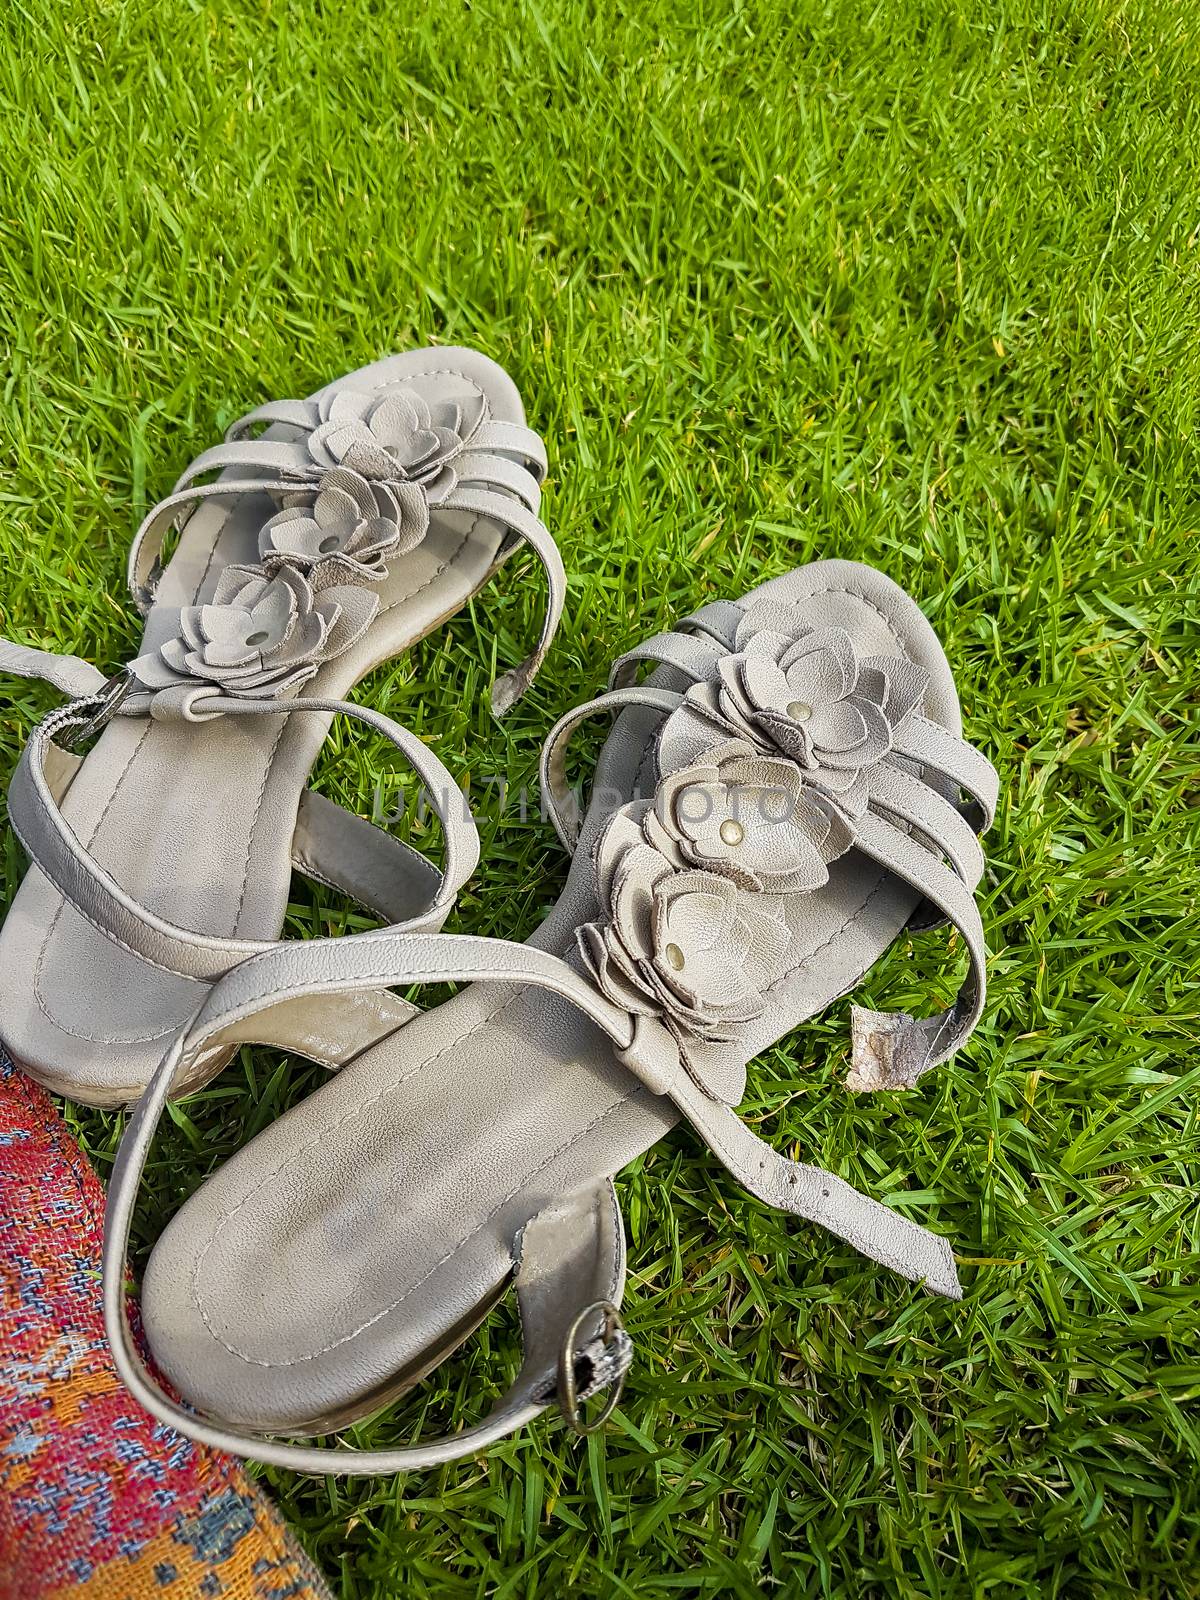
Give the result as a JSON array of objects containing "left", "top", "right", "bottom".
[{"left": 0, "top": 1051, "right": 334, "bottom": 1600}]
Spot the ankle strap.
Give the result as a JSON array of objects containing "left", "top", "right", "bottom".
[
  {"left": 5, "top": 686, "right": 479, "bottom": 981},
  {"left": 106, "top": 1015, "right": 632, "bottom": 1476},
  {"left": 104, "top": 928, "right": 959, "bottom": 1473}
]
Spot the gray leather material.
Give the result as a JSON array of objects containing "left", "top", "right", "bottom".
[
  {"left": 124, "top": 379, "right": 561, "bottom": 717},
  {"left": 894, "top": 714, "right": 998, "bottom": 827},
  {"left": 28, "top": 744, "right": 446, "bottom": 952},
  {"left": 0, "top": 347, "right": 547, "bottom": 1105},
  {"left": 844, "top": 809, "right": 986, "bottom": 1081},
  {"left": 0, "top": 638, "right": 108, "bottom": 698},
  {"left": 126, "top": 560, "right": 992, "bottom": 1465},
  {"left": 440, "top": 484, "right": 564, "bottom": 713},
  {"left": 607, "top": 628, "right": 722, "bottom": 690},
  {"left": 539, "top": 685, "right": 684, "bottom": 850},
  {"left": 6, "top": 692, "right": 478, "bottom": 983},
  {"left": 290, "top": 789, "right": 443, "bottom": 926},
  {"left": 183, "top": 989, "right": 423, "bottom": 1085},
  {"left": 105, "top": 1166, "right": 629, "bottom": 1473}
]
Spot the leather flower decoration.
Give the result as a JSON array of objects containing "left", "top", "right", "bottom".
[
  {"left": 304, "top": 383, "right": 484, "bottom": 503},
  {"left": 645, "top": 739, "right": 852, "bottom": 894},
  {"left": 131, "top": 564, "right": 377, "bottom": 700},
  {"left": 660, "top": 602, "right": 929, "bottom": 816},
  {"left": 577, "top": 803, "right": 792, "bottom": 1042},
  {"left": 258, "top": 467, "right": 429, "bottom": 588}
]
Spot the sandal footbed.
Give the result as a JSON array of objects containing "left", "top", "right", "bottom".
[
  {"left": 0, "top": 348, "right": 529, "bottom": 1105},
  {"left": 143, "top": 559, "right": 963, "bottom": 1434}
]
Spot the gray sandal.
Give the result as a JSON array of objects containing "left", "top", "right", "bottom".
[
  {"left": 0, "top": 347, "right": 561, "bottom": 1106},
  {"left": 105, "top": 558, "right": 996, "bottom": 1472}
]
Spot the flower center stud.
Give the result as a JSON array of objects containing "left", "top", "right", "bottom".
[
  {"left": 719, "top": 818, "right": 744, "bottom": 847},
  {"left": 665, "top": 942, "right": 686, "bottom": 971},
  {"left": 787, "top": 700, "right": 813, "bottom": 723},
  {"left": 246, "top": 630, "right": 270, "bottom": 647},
  {"left": 318, "top": 535, "right": 341, "bottom": 554}
]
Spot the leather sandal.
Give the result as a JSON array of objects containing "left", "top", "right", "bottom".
[
  {"left": 104, "top": 558, "right": 997, "bottom": 1472},
  {"left": 0, "top": 347, "right": 561, "bottom": 1106}
]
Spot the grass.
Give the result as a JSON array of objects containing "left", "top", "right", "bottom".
[{"left": 2, "top": 0, "right": 1200, "bottom": 1593}]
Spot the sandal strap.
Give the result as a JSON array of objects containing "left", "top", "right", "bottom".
[
  {"left": 165, "top": 931, "right": 637, "bottom": 1055},
  {"left": 107, "top": 944, "right": 633, "bottom": 1470},
  {"left": 34, "top": 746, "right": 447, "bottom": 933},
  {"left": 0, "top": 636, "right": 110, "bottom": 699},
  {"left": 127, "top": 478, "right": 288, "bottom": 613},
  {"left": 677, "top": 599, "right": 745, "bottom": 647},
  {"left": 0, "top": 642, "right": 462, "bottom": 941},
  {"left": 452, "top": 450, "right": 543, "bottom": 511},
  {"left": 225, "top": 398, "right": 320, "bottom": 440},
  {"left": 290, "top": 789, "right": 444, "bottom": 926},
  {"left": 104, "top": 931, "right": 959, "bottom": 1469},
  {"left": 607, "top": 629, "right": 724, "bottom": 690},
  {"left": 439, "top": 483, "right": 566, "bottom": 715},
  {"left": 223, "top": 407, "right": 551, "bottom": 487},
  {"left": 660, "top": 1057, "right": 960, "bottom": 1297},
  {"left": 174, "top": 436, "right": 312, "bottom": 490},
  {"left": 846, "top": 807, "right": 988, "bottom": 1086},
  {"left": 124, "top": 426, "right": 560, "bottom": 714},
  {"left": 604, "top": 598, "right": 768, "bottom": 690},
  {"left": 869, "top": 760, "right": 986, "bottom": 887},
  {"left": 893, "top": 713, "right": 999, "bottom": 829},
  {"left": 6, "top": 691, "right": 478, "bottom": 982},
  {"left": 539, "top": 685, "right": 686, "bottom": 851},
  {"left": 468, "top": 419, "right": 549, "bottom": 479}
]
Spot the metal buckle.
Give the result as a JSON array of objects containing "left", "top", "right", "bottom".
[
  {"left": 58, "top": 671, "right": 135, "bottom": 751},
  {"left": 557, "top": 1299, "right": 629, "bottom": 1436}
]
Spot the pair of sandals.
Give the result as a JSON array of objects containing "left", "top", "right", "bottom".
[{"left": 0, "top": 347, "right": 997, "bottom": 1475}]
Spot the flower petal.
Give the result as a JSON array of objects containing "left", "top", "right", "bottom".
[
  {"left": 611, "top": 842, "right": 674, "bottom": 959},
  {"left": 733, "top": 599, "right": 805, "bottom": 652},
  {"left": 212, "top": 564, "right": 267, "bottom": 610},
  {"left": 576, "top": 924, "right": 657, "bottom": 1017},
  {"left": 318, "top": 466, "right": 381, "bottom": 521},
  {"left": 737, "top": 897, "right": 793, "bottom": 975},
  {"left": 131, "top": 648, "right": 185, "bottom": 689},
  {"left": 323, "top": 389, "right": 375, "bottom": 426},
  {"left": 197, "top": 605, "right": 253, "bottom": 650},
  {"left": 808, "top": 699, "right": 868, "bottom": 753},
  {"left": 319, "top": 585, "right": 379, "bottom": 660},
  {"left": 178, "top": 607, "right": 208, "bottom": 651},
  {"left": 346, "top": 516, "right": 399, "bottom": 559},
  {"left": 655, "top": 871, "right": 738, "bottom": 955},
  {"left": 657, "top": 689, "right": 744, "bottom": 777},
  {"left": 780, "top": 628, "right": 857, "bottom": 698},
  {"left": 246, "top": 582, "right": 298, "bottom": 648},
  {"left": 313, "top": 483, "right": 362, "bottom": 529},
  {"left": 337, "top": 431, "right": 400, "bottom": 481},
  {"left": 859, "top": 654, "right": 929, "bottom": 724},
  {"left": 592, "top": 804, "right": 652, "bottom": 906},
  {"left": 372, "top": 388, "right": 427, "bottom": 434},
  {"left": 261, "top": 514, "right": 327, "bottom": 561},
  {"left": 752, "top": 710, "right": 814, "bottom": 765},
  {"left": 366, "top": 394, "right": 423, "bottom": 452},
  {"left": 740, "top": 653, "right": 793, "bottom": 713}
]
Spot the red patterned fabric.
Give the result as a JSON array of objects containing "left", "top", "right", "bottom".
[{"left": 0, "top": 1053, "right": 333, "bottom": 1600}]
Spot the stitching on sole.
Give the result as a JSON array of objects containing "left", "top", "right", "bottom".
[
  {"left": 26, "top": 362, "right": 499, "bottom": 1049},
  {"left": 185, "top": 580, "right": 932, "bottom": 1375}
]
